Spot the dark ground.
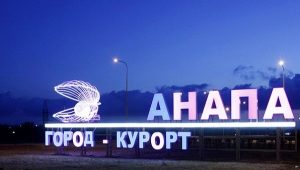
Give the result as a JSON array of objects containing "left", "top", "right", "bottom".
[{"left": 0, "top": 144, "right": 299, "bottom": 170}]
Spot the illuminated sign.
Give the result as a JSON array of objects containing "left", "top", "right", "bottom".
[
  {"left": 45, "top": 81, "right": 296, "bottom": 151},
  {"left": 45, "top": 122, "right": 295, "bottom": 128},
  {"left": 117, "top": 131, "right": 191, "bottom": 150},
  {"left": 147, "top": 88, "right": 294, "bottom": 121},
  {"left": 53, "top": 80, "right": 101, "bottom": 123},
  {"left": 45, "top": 131, "right": 94, "bottom": 147}
]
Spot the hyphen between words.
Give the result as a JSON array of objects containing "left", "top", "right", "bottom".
[{"left": 45, "top": 87, "right": 295, "bottom": 150}]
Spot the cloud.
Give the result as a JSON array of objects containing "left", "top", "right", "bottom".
[
  {"left": 233, "top": 65, "right": 270, "bottom": 80},
  {"left": 233, "top": 65, "right": 294, "bottom": 81},
  {"left": 267, "top": 67, "right": 277, "bottom": 74},
  {"left": 156, "top": 84, "right": 209, "bottom": 93},
  {"left": 233, "top": 84, "right": 252, "bottom": 89}
]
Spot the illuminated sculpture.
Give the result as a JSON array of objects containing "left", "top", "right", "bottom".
[{"left": 53, "top": 80, "right": 100, "bottom": 123}]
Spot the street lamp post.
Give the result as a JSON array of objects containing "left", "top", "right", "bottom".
[
  {"left": 113, "top": 58, "right": 128, "bottom": 121},
  {"left": 278, "top": 60, "right": 285, "bottom": 88},
  {"left": 278, "top": 59, "right": 287, "bottom": 146}
]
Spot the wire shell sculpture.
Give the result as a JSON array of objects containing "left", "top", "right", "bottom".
[{"left": 53, "top": 80, "right": 101, "bottom": 123}]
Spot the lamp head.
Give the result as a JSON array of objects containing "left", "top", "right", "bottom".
[
  {"left": 113, "top": 58, "right": 119, "bottom": 63},
  {"left": 278, "top": 60, "right": 284, "bottom": 66}
]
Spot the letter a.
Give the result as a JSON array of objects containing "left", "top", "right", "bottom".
[
  {"left": 201, "top": 91, "right": 227, "bottom": 120},
  {"left": 263, "top": 88, "right": 294, "bottom": 119},
  {"left": 147, "top": 93, "right": 170, "bottom": 120}
]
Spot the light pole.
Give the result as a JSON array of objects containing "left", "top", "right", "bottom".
[
  {"left": 113, "top": 57, "right": 128, "bottom": 121},
  {"left": 278, "top": 60, "right": 285, "bottom": 88},
  {"left": 278, "top": 59, "right": 287, "bottom": 144}
]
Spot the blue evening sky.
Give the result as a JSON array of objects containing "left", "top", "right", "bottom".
[{"left": 0, "top": 0, "right": 300, "bottom": 98}]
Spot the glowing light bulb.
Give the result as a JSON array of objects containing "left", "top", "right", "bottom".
[
  {"left": 278, "top": 60, "right": 284, "bottom": 66},
  {"left": 113, "top": 58, "right": 119, "bottom": 63}
]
